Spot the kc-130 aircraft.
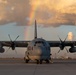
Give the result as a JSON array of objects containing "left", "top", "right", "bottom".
[{"left": 0, "top": 20, "right": 76, "bottom": 64}]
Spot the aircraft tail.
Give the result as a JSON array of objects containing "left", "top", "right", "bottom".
[{"left": 34, "top": 20, "right": 37, "bottom": 39}]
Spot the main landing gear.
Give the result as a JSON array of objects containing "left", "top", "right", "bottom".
[
  {"left": 36, "top": 60, "right": 43, "bottom": 64},
  {"left": 24, "top": 57, "right": 53, "bottom": 64},
  {"left": 36, "top": 59, "right": 50, "bottom": 64},
  {"left": 24, "top": 57, "right": 29, "bottom": 63},
  {"left": 45, "top": 59, "right": 50, "bottom": 64}
]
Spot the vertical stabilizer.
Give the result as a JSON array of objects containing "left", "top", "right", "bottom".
[{"left": 34, "top": 20, "right": 37, "bottom": 39}]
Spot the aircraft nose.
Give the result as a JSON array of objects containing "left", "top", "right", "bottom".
[
  {"left": 36, "top": 47, "right": 42, "bottom": 55},
  {"left": 36, "top": 46, "right": 45, "bottom": 55},
  {"left": 34, "top": 47, "right": 42, "bottom": 55}
]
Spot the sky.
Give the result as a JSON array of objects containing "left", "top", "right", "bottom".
[{"left": 0, "top": 0, "right": 76, "bottom": 58}]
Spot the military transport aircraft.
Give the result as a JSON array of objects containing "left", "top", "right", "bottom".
[{"left": 0, "top": 20, "right": 76, "bottom": 64}]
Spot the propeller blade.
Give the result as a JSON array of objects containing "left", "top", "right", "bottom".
[
  {"left": 58, "top": 49, "right": 61, "bottom": 53},
  {"left": 15, "top": 50, "right": 17, "bottom": 54},
  {"left": 6, "top": 47, "right": 11, "bottom": 52},
  {"left": 65, "top": 47, "right": 69, "bottom": 53},
  {"left": 58, "top": 35, "right": 62, "bottom": 43},
  {"left": 14, "top": 35, "right": 19, "bottom": 41},
  {"left": 64, "top": 35, "right": 68, "bottom": 42},
  {"left": 7, "top": 35, "right": 19, "bottom": 53},
  {"left": 8, "top": 34, "right": 12, "bottom": 42}
]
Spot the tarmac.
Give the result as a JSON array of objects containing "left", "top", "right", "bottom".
[{"left": 0, "top": 58, "right": 76, "bottom": 75}]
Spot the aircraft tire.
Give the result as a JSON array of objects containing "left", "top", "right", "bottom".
[
  {"left": 25, "top": 59, "right": 29, "bottom": 63},
  {"left": 40, "top": 60, "right": 43, "bottom": 64},
  {"left": 46, "top": 59, "right": 49, "bottom": 64},
  {"left": 37, "top": 60, "right": 39, "bottom": 64}
]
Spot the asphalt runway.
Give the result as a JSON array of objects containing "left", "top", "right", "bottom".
[{"left": 0, "top": 58, "right": 76, "bottom": 75}]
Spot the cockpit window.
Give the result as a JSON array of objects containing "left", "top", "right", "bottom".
[
  {"left": 35, "top": 41, "right": 44, "bottom": 44},
  {"left": 34, "top": 41, "right": 46, "bottom": 46}
]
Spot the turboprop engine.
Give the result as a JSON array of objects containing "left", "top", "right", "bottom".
[
  {"left": 0, "top": 43, "right": 5, "bottom": 53},
  {"left": 69, "top": 47, "right": 76, "bottom": 53},
  {"left": 0, "top": 47, "right": 5, "bottom": 53}
]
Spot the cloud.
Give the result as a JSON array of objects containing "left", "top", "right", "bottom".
[
  {"left": 0, "top": 0, "right": 76, "bottom": 27},
  {"left": 68, "top": 32, "right": 74, "bottom": 41},
  {"left": 0, "top": 0, "right": 31, "bottom": 25}
]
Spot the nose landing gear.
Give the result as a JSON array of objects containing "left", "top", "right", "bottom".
[{"left": 36, "top": 59, "right": 43, "bottom": 64}]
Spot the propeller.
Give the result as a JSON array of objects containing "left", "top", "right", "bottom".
[
  {"left": 58, "top": 35, "right": 69, "bottom": 53},
  {"left": 6, "top": 34, "right": 19, "bottom": 53}
]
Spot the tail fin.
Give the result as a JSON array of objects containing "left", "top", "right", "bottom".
[{"left": 34, "top": 20, "right": 37, "bottom": 39}]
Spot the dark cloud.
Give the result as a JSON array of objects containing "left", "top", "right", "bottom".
[
  {"left": 0, "top": 0, "right": 76, "bottom": 27},
  {"left": 0, "top": 0, "right": 31, "bottom": 25},
  {"left": 33, "top": 3, "right": 76, "bottom": 27}
]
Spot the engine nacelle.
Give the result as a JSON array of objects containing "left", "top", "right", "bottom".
[
  {"left": 0, "top": 47, "right": 5, "bottom": 53},
  {"left": 59, "top": 45, "right": 64, "bottom": 50},
  {"left": 69, "top": 47, "right": 76, "bottom": 53}
]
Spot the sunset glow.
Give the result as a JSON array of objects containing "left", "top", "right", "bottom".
[{"left": 0, "top": 0, "right": 75, "bottom": 26}]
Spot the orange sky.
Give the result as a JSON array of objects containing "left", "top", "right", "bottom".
[
  {"left": 0, "top": 0, "right": 75, "bottom": 26},
  {"left": 29, "top": 0, "right": 76, "bottom": 26}
]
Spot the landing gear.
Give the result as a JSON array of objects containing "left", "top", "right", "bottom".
[
  {"left": 25, "top": 59, "right": 29, "bottom": 63},
  {"left": 24, "top": 57, "right": 29, "bottom": 63},
  {"left": 46, "top": 59, "right": 49, "bottom": 64},
  {"left": 37, "top": 60, "right": 39, "bottom": 64},
  {"left": 40, "top": 60, "right": 43, "bottom": 64},
  {"left": 36, "top": 60, "right": 43, "bottom": 64}
]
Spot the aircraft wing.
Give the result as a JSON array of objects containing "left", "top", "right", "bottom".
[
  {"left": 47, "top": 41, "right": 75, "bottom": 47},
  {"left": 1, "top": 41, "right": 75, "bottom": 47},
  {"left": 0, "top": 41, "right": 30, "bottom": 47}
]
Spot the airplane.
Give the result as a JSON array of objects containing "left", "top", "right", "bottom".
[{"left": 0, "top": 20, "right": 76, "bottom": 64}]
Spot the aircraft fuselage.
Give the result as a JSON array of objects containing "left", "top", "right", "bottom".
[{"left": 25, "top": 38, "right": 51, "bottom": 62}]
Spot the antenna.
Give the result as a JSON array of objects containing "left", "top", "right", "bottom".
[{"left": 34, "top": 20, "right": 37, "bottom": 39}]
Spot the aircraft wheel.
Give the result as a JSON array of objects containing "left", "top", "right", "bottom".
[
  {"left": 25, "top": 59, "right": 29, "bottom": 63},
  {"left": 46, "top": 59, "right": 49, "bottom": 64},
  {"left": 40, "top": 60, "right": 43, "bottom": 64},
  {"left": 24, "top": 57, "right": 29, "bottom": 63},
  {"left": 37, "top": 60, "right": 39, "bottom": 64}
]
